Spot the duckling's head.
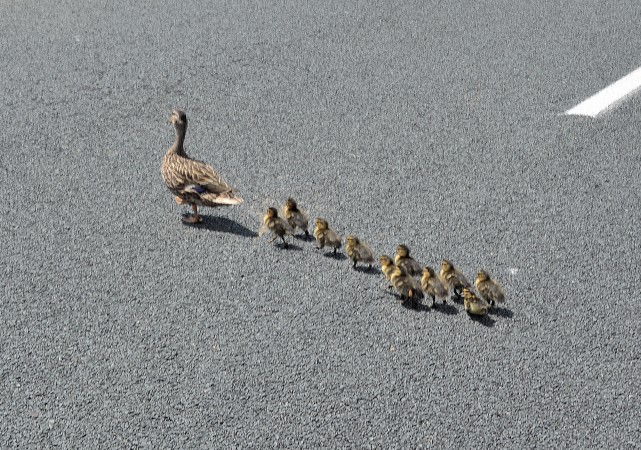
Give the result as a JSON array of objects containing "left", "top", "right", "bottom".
[
  {"left": 476, "top": 270, "right": 490, "bottom": 282},
  {"left": 396, "top": 244, "right": 410, "bottom": 258},
  {"left": 315, "top": 218, "right": 328, "bottom": 230},
  {"left": 462, "top": 287, "right": 474, "bottom": 299},
  {"left": 379, "top": 255, "right": 393, "bottom": 266},
  {"left": 265, "top": 207, "right": 278, "bottom": 218},
  {"left": 285, "top": 198, "right": 298, "bottom": 210},
  {"left": 422, "top": 266, "right": 435, "bottom": 277},
  {"left": 441, "top": 259, "right": 453, "bottom": 272},
  {"left": 170, "top": 109, "right": 188, "bottom": 127},
  {"left": 346, "top": 235, "right": 359, "bottom": 245}
]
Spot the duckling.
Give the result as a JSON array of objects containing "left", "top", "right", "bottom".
[
  {"left": 283, "top": 197, "right": 310, "bottom": 238},
  {"left": 394, "top": 244, "right": 422, "bottom": 277},
  {"left": 379, "top": 255, "right": 396, "bottom": 289},
  {"left": 421, "top": 266, "right": 448, "bottom": 306},
  {"left": 261, "top": 207, "right": 293, "bottom": 248},
  {"left": 390, "top": 266, "right": 424, "bottom": 308},
  {"left": 462, "top": 287, "right": 490, "bottom": 316},
  {"left": 475, "top": 270, "right": 506, "bottom": 307},
  {"left": 161, "top": 110, "right": 243, "bottom": 223},
  {"left": 346, "top": 235, "right": 375, "bottom": 270},
  {"left": 313, "top": 218, "right": 342, "bottom": 255},
  {"left": 440, "top": 259, "right": 471, "bottom": 301}
]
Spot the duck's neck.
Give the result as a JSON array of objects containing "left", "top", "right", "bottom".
[{"left": 169, "top": 123, "right": 187, "bottom": 156}]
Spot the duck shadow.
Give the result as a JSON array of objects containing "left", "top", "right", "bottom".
[
  {"left": 185, "top": 215, "right": 258, "bottom": 238},
  {"left": 467, "top": 313, "right": 496, "bottom": 327},
  {"left": 353, "top": 266, "right": 381, "bottom": 276},
  {"left": 431, "top": 303, "right": 459, "bottom": 315},
  {"left": 488, "top": 306, "right": 514, "bottom": 319}
]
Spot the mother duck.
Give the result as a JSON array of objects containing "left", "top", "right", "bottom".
[{"left": 161, "top": 109, "right": 243, "bottom": 223}]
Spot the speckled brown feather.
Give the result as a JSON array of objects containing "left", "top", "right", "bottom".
[{"left": 161, "top": 110, "right": 243, "bottom": 208}]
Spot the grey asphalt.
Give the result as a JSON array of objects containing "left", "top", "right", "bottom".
[{"left": 2, "top": 0, "right": 640, "bottom": 448}]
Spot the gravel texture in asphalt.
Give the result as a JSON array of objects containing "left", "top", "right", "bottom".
[{"left": 1, "top": 0, "right": 640, "bottom": 447}]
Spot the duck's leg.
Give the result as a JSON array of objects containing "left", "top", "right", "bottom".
[{"left": 182, "top": 204, "right": 202, "bottom": 224}]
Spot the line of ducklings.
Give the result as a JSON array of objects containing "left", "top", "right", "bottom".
[{"left": 261, "top": 198, "right": 506, "bottom": 316}]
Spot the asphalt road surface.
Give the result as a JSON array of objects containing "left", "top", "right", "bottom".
[{"left": 2, "top": 0, "right": 640, "bottom": 448}]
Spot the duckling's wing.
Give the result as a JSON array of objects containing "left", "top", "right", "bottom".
[
  {"left": 326, "top": 229, "right": 342, "bottom": 247},
  {"left": 281, "top": 218, "right": 295, "bottom": 235},
  {"left": 357, "top": 243, "right": 375, "bottom": 263},
  {"left": 490, "top": 281, "right": 506, "bottom": 302}
]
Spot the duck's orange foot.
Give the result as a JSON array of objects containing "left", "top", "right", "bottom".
[
  {"left": 181, "top": 214, "right": 203, "bottom": 224},
  {"left": 175, "top": 196, "right": 187, "bottom": 205}
]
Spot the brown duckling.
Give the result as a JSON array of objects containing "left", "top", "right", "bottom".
[
  {"left": 379, "top": 255, "right": 396, "bottom": 289},
  {"left": 394, "top": 244, "right": 422, "bottom": 277},
  {"left": 283, "top": 197, "right": 310, "bottom": 238},
  {"left": 313, "top": 218, "right": 342, "bottom": 255},
  {"left": 390, "top": 266, "right": 424, "bottom": 308},
  {"left": 346, "top": 235, "right": 375, "bottom": 270},
  {"left": 261, "top": 207, "right": 293, "bottom": 248},
  {"left": 475, "top": 270, "right": 506, "bottom": 307},
  {"left": 440, "top": 259, "right": 471, "bottom": 301},
  {"left": 421, "top": 266, "right": 448, "bottom": 307},
  {"left": 161, "top": 109, "right": 243, "bottom": 224},
  {"left": 462, "top": 287, "right": 490, "bottom": 316}
]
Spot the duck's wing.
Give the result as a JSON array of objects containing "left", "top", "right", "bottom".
[{"left": 175, "top": 157, "right": 235, "bottom": 195}]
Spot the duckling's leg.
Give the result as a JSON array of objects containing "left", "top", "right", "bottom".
[
  {"left": 352, "top": 259, "right": 357, "bottom": 269},
  {"left": 182, "top": 204, "right": 202, "bottom": 224},
  {"left": 333, "top": 247, "right": 337, "bottom": 256},
  {"left": 431, "top": 295, "right": 436, "bottom": 307},
  {"left": 281, "top": 235, "right": 288, "bottom": 249}
]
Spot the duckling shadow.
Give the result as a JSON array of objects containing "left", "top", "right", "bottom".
[
  {"left": 468, "top": 313, "right": 496, "bottom": 327},
  {"left": 187, "top": 216, "right": 258, "bottom": 238},
  {"left": 489, "top": 306, "right": 513, "bottom": 319},
  {"left": 432, "top": 303, "right": 459, "bottom": 315},
  {"left": 322, "top": 251, "right": 347, "bottom": 260},
  {"left": 401, "top": 301, "right": 431, "bottom": 313},
  {"left": 353, "top": 266, "right": 381, "bottom": 276},
  {"left": 277, "top": 242, "right": 303, "bottom": 251},
  {"left": 293, "top": 234, "right": 314, "bottom": 242}
]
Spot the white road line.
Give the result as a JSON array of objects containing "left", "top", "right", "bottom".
[{"left": 565, "top": 65, "right": 641, "bottom": 117}]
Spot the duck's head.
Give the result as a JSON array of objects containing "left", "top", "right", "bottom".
[
  {"left": 169, "top": 109, "right": 188, "bottom": 127},
  {"left": 346, "top": 235, "right": 359, "bottom": 245},
  {"left": 396, "top": 244, "right": 410, "bottom": 258},
  {"left": 441, "top": 259, "right": 453, "bottom": 272}
]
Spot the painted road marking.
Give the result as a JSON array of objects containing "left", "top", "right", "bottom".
[{"left": 565, "top": 65, "right": 641, "bottom": 117}]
